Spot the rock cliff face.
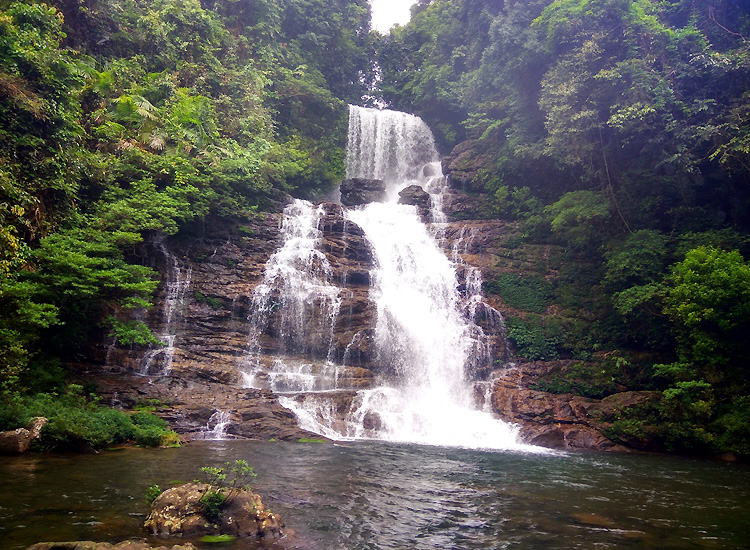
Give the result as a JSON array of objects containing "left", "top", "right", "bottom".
[
  {"left": 78, "top": 192, "right": 516, "bottom": 444},
  {"left": 77, "top": 170, "right": 642, "bottom": 452},
  {"left": 440, "top": 142, "right": 653, "bottom": 452},
  {"left": 79, "top": 211, "right": 320, "bottom": 441},
  {"left": 489, "top": 361, "right": 660, "bottom": 452}
]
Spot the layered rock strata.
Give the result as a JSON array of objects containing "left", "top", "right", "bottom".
[
  {"left": 340, "top": 178, "right": 387, "bottom": 206},
  {"left": 77, "top": 196, "right": 510, "bottom": 443},
  {"left": 77, "top": 158, "right": 648, "bottom": 452},
  {"left": 490, "top": 362, "right": 660, "bottom": 451}
]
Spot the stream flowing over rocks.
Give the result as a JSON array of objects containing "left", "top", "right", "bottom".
[{"left": 75, "top": 107, "right": 647, "bottom": 451}]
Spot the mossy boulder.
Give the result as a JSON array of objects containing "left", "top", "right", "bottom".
[{"left": 144, "top": 482, "right": 283, "bottom": 540}]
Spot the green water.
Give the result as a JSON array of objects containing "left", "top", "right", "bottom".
[{"left": 1, "top": 441, "right": 748, "bottom": 549}]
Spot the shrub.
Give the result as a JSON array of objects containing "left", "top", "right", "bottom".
[
  {"left": 194, "top": 291, "right": 222, "bottom": 309},
  {"left": 0, "top": 385, "right": 180, "bottom": 450},
  {"left": 485, "top": 273, "right": 553, "bottom": 313},
  {"left": 530, "top": 361, "right": 620, "bottom": 398},
  {"left": 145, "top": 484, "right": 163, "bottom": 504},
  {"left": 40, "top": 401, "right": 135, "bottom": 449},
  {"left": 107, "top": 317, "right": 164, "bottom": 348},
  {"left": 506, "top": 316, "right": 565, "bottom": 360},
  {"left": 130, "top": 410, "right": 180, "bottom": 447},
  {"left": 195, "top": 460, "right": 258, "bottom": 523},
  {"left": 199, "top": 490, "right": 228, "bottom": 523}
]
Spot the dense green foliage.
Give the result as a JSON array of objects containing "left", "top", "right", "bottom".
[
  {"left": 485, "top": 273, "right": 552, "bottom": 313},
  {"left": 0, "top": 0, "right": 373, "bottom": 403},
  {"left": 379, "top": 0, "right": 750, "bottom": 455},
  {"left": 0, "top": 384, "right": 180, "bottom": 449}
]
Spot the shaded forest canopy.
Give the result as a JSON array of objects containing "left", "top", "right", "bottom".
[{"left": 1, "top": 0, "right": 749, "bottom": 456}]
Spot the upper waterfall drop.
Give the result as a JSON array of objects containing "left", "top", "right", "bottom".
[{"left": 346, "top": 105, "right": 443, "bottom": 198}]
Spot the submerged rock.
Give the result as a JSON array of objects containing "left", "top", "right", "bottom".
[
  {"left": 144, "top": 482, "right": 283, "bottom": 540},
  {"left": 26, "top": 542, "right": 196, "bottom": 550}
]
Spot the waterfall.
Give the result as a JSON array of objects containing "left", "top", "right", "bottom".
[
  {"left": 346, "top": 106, "right": 440, "bottom": 198},
  {"left": 240, "top": 200, "right": 343, "bottom": 391},
  {"left": 194, "top": 410, "right": 233, "bottom": 441},
  {"left": 244, "top": 106, "right": 530, "bottom": 451},
  {"left": 141, "top": 238, "right": 192, "bottom": 376}
]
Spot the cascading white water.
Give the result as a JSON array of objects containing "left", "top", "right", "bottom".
[
  {"left": 274, "top": 106, "right": 534, "bottom": 451},
  {"left": 194, "top": 410, "right": 233, "bottom": 440},
  {"left": 241, "top": 200, "right": 343, "bottom": 391},
  {"left": 346, "top": 106, "right": 441, "bottom": 198},
  {"left": 141, "top": 238, "right": 192, "bottom": 376}
]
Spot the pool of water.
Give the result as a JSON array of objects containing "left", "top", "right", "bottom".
[{"left": 1, "top": 441, "right": 748, "bottom": 549}]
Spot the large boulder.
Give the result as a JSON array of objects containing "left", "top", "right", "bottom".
[
  {"left": 27, "top": 542, "right": 196, "bottom": 550},
  {"left": 0, "top": 417, "right": 48, "bottom": 455},
  {"left": 340, "top": 178, "right": 387, "bottom": 206},
  {"left": 144, "top": 483, "right": 283, "bottom": 540},
  {"left": 397, "top": 185, "right": 431, "bottom": 218},
  {"left": 441, "top": 140, "right": 493, "bottom": 193}
]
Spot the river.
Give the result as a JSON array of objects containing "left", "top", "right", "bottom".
[{"left": 1, "top": 441, "right": 748, "bottom": 549}]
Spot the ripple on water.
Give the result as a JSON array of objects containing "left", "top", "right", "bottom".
[{"left": 0, "top": 441, "right": 749, "bottom": 550}]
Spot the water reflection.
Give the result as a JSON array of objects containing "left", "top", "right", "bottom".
[{"left": 1, "top": 441, "right": 749, "bottom": 550}]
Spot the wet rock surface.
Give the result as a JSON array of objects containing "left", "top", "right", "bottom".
[
  {"left": 73, "top": 176, "right": 638, "bottom": 452},
  {"left": 340, "top": 178, "right": 387, "bottom": 206},
  {"left": 490, "top": 362, "right": 660, "bottom": 452},
  {"left": 73, "top": 366, "right": 320, "bottom": 442},
  {"left": 398, "top": 185, "right": 431, "bottom": 218},
  {"left": 74, "top": 205, "right": 383, "bottom": 441}
]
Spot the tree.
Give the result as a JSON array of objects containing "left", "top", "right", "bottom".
[{"left": 663, "top": 246, "right": 750, "bottom": 383}]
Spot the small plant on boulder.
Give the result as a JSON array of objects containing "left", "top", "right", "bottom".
[
  {"left": 144, "top": 484, "right": 162, "bottom": 504},
  {"left": 197, "top": 460, "right": 257, "bottom": 523},
  {"left": 198, "top": 489, "right": 227, "bottom": 523},
  {"left": 145, "top": 459, "right": 282, "bottom": 540}
]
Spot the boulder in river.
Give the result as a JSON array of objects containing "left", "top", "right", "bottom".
[
  {"left": 397, "top": 185, "right": 431, "bottom": 218},
  {"left": 0, "top": 417, "right": 48, "bottom": 455},
  {"left": 144, "top": 482, "right": 283, "bottom": 540}
]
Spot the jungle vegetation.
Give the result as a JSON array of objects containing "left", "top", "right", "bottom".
[
  {"left": 0, "top": 0, "right": 372, "bottom": 445},
  {"left": 1, "top": 0, "right": 749, "bottom": 456}
]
